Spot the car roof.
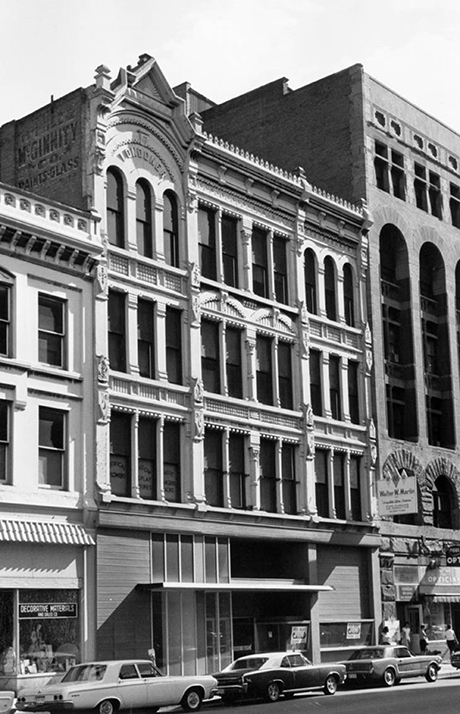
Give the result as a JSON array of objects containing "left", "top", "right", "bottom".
[{"left": 71, "top": 660, "right": 154, "bottom": 667}]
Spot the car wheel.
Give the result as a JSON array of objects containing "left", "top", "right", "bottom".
[
  {"left": 265, "top": 681, "right": 281, "bottom": 702},
  {"left": 382, "top": 668, "right": 396, "bottom": 687},
  {"left": 97, "top": 700, "right": 117, "bottom": 714},
  {"left": 181, "top": 688, "right": 203, "bottom": 712},
  {"left": 425, "top": 663, "right": 438, "bottom": 682},
  {"left": 323, "top": 674, "right": 338, "bottom": 695}
]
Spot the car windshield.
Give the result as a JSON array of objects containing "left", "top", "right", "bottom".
[
  {"left": 61, "top": 665, "right": 107, "bottom": 683},
  {"left": 229, "top": 657, "right": 269, "bottom": 670},
  {"left": 349, "top": 649, "right": 384, "bottom": 660}
]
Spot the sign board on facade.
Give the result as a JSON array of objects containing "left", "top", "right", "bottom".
[
  {"left": 290, "top": 626, "right": 308, "bottom": 646},
  {"left": 419, "top": 566, "right": 460, "bottom": 595},
  {"left": 19, "top": 603, "right": 78, "bottom": 619},
  {"left": 377, "top": 468, "right": 418, "bottom": 516},
  {"left": 446, "top": 555, "right": 460, "bottom": 566},
  {"left": 346, "top": 622, "right": 362, "bottom": 639}
]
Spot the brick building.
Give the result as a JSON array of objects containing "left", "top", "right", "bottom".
[
  {"left": 0, "top": 55, "right": 381, "bottom": 677},
  {"left": 201, "top": 63, "right": 460, "bottom": 652}
]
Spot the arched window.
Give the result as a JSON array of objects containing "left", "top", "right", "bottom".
[
  {"left": 304, "top": 248, "right": 317, "bottom": 314},
  {"left": 163, "top": 191, "right": 179, "bottom": 267},
  {"left": 324, "top": 256, "right": 337, "bottom": 321},
  {"left": 136, "top": 180, "right": 153, "bottom": 258},
  {"left": 343, "top": 263, "right": 355, "bottom": 327},
  {"left": 106, "top": 168, "right": 125, "bottom": 248},
  {"left": 433, "top": 475, "right": 455, "bottom": 529}
]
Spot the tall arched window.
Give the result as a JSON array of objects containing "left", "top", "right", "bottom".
[
  {"left": 106, "top": 168, "right": 125, "bottom": 248},
  {"left": 433, "top": 475, "right": 455, "bottom": 528},
  {"left": 164, "top": 191, "right": 179, "bottom": 267},
  {"left": 324, "top": 256, "right": 337, "bottom": 321},
  {"left": 136, "top": 180, "right": 153, "bottom": 258},
  {"left": 304, "top": 248, "right": 317, "bottom": 314},
  {"left": 343, "top": 263, "right": 355, "bottom": 327}
]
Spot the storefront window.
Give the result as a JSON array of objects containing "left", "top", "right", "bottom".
[
  {"left": 19, "top": 590, "right": 80, "bottom": 674},
  {"left": 320, "top": 620, "right": 373, "bottom": 649},
  {"left": 0, "top": 591, "right": 14, "bottom": 674}
]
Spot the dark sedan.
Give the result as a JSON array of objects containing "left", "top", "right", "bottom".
[
  {"left": 341, "top": 645, "right": 442, "bottom": 687},
  {"left": 212, "top": 651, "right": 346, "bottom": 704}
]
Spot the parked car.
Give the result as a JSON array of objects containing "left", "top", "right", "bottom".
[
  {"left": 16, "top": 659, "right": 217, "bottom": 713},
  {"left": 212, "top": 651, "right": 346, "bottom": 703},
  {"left": 341, "top": 645, "right": 442, "bottom": 687},
  {"left": 449, "top": 649, "right": 460, "bottom": 669},
  {"left": 0, "top": 691, "right": 14, "bottom": 714}
]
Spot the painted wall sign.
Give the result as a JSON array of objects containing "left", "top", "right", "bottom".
[
  {"left": 19, "top": 603, "right": 78, "bottom": 619},
  {"left": 377, "top": 467, "right": 418, "bottom": 516}
]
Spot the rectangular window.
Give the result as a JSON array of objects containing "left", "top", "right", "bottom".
[
  {"left": 164, "top": 421, "right": 180, "bottom": 502},
  {"left": 226, "top": 327, "right": 242, "bottom": 398},
  {"left": 166, "top": 307, "right": 182, "bottom": 384},
  {"left": 329, "top": 356, "right": 341, "bottom": 420},
  {"left": 139, "top": 417, "right": 156, "bottom": 499},
  {"left": 278, "top": 341, "right": 293, "bottom": 409},
  {"left": 256, "top": 335, "right": 273, "bottom": 405},
  {"left": 198, "top": 207, "right": 217, "bottom": 280},
  {"left": 0, "top": 285, "right": 11, "bottom": 356},
  {"left": 333, "top": 452, "right": 346, "bottom": 519},
  {"left": 428, "top": 170, "right": 442, "bottom": 219},
  {"left": 138, "top": 299, "right": 155, "bottom": 379},
  {"left": 315, "top": 449, "right": 329, "bottom": 517},
  {"left": 348, "top": 361, "right": 360, "bottom": 424},
  {"left": 108, "top": 291, "right": 126, "bottom": 372},
  {"left": 252, "top": 227, "right": 269, "bottom": 298},
  {"left": 450, "top": 183, "right": 460, "bottom": 228},
  {"left": 310, "top": 350, "right": 322, "bottom": 416},
  {"left": 374, "top": 142, "right": 405, "bottom": 200},
  {"left": 229, "top": 433, "right": 246, "bottom": 509},
  {"left": 281, "top": 444, "right": 296, "bottom": 515},
  {"left": 204, "top": 430, "right": 223, "bottom": 507},
  {"left": 110, "top": 411, "right": 131, "bottom": 496},
  {"left": 273, "top": 236, "right": 288, "bottom": 304},
  {"left": 222, "top": 215, "right": 238, "bottom": 287},
  {"left": 414, "top": 163, "right": 428, "bottom": 212},
  {"left": 38, "top": 407, "right": 65, "bottom": 488},
  {"left": 38, "top": 294, "right": 65, "bottom": 367},
  {"left": 260, "top": 440, "right": 276, "bottom": 512},
  {"left": 0, "top": 401, "right": 9, "bottom": 482},
  {"left": 390, "top": 149, "right": 405, "bottom": 200},
  {"left": 350, "top": 455, "right": 361, "bottom": 521},
  {"left": 201, "top": 320, "right": 220, "bottom": 393},
  {"left": 374, "top": 142, "right": 390, "bottom": 192}
]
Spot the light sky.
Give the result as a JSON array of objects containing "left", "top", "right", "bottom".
[{"left": 1, "top": 0, "right": 459, "bottom": 134}]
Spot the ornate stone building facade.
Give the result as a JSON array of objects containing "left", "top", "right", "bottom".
[{"left": 0, "top": 55, "right": 381, "bottom": 674}]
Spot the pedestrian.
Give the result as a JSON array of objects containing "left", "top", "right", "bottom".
[
  {"left": 400, "top": 622, "right": 411, "bottom": 649},
  {"left": 380, "top": 626, "right": 392, "bottom": 645},
  {"left": 419, "top": 624, "right": 428, "bottom": 653},
  {"left": 445, "top": 624, "right": 458, "bottom": 654}
]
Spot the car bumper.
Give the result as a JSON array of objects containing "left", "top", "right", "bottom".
[
  {"left": 213, "top": 683, "right": 249, "bottom": 698},
  {"left": 17, "top": 702, "right": 75, "bottom": 712}
]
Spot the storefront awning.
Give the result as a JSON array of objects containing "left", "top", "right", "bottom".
[
  {"left": 430, "top": 595, "right": 460, "bottom": 603},
  {"left": 139, "top": 578, "right": 333, "bottom": 592},
  {"left": 0, "top": 518, "right": 95, "bottom": 546}
]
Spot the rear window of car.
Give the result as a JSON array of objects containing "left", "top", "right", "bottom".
[
  {"left": 350, "top": 649, "right": 384, "bottom": 660},
  {"left": 62, "top": 665, "right": 107, "bottom": 683},
  {"left": 231, "top": 657, "right": 269, "bottom": 670}
]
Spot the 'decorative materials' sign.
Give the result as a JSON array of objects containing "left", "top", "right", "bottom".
[{"left": 19, "top": 603, "right": 78, "bottom": 619}]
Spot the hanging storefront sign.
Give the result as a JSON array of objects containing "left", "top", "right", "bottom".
[
  {"left": 377, "top": 468, "right": 418, "bottom": 516},
  {"left": 19, "top": 603, "right": 78, "bottom": 619}
]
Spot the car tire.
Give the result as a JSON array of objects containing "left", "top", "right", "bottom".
[
  {"left": 323, "top": 674, "right": 338, "bottom": 695},
  {"left": 425, "top": 663, "right": 438, "bottom": 682},
  {"left": 181, "top": 688, "right": 203, "bottom": 712},
  {"left": 96, "top": 700, "right": 117, "bottom": 714},
  {"left": 265, "top": 681, "right": 281, "bottom": 702},
  {"left": 382, "top": 668, "right": 396, "bottom": 687}
]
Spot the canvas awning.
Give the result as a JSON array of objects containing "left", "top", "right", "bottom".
[{"left": 0, "top": 518, "right": 95, "bottom": 546}]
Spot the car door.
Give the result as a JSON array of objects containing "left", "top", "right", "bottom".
[
  {"left": 394, "top": 647, "right": 419, "bottom": 677},
  {"left": 277, "top": 656, "right": 296, "bottom": 691},
  {"left": 138, "top": 661, "right": 177, "bottom": 708},
  {"left": 117, "top": 663, "right": 148, "bottom": 708},
  {"left": 288, "top": 654, "right": 318, "bottom": 690}
]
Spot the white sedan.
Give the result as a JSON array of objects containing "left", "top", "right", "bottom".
[{"left": 16, "top": 660, "right": 217, "bottom": 713}]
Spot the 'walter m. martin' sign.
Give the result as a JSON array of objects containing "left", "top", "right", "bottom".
[{"left": 377, "top": 468, "right": 417, "bottom": 516}]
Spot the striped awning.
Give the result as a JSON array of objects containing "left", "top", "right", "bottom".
[{"left": 0, "top": 519, "right": 95, "bottom": 546}]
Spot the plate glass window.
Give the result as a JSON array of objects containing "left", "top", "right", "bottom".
[
  {"left": 0, "top": 402, "right": 9, "bottom": 482},
  {"left": 0, "top": 285, "right": 11, "bottom": 356}
]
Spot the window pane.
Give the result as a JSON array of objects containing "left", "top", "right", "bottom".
[
  {"left": 252, "top": 228, "right": 268, "bottom": 297},
  {"left": 164, "top": 422, "right": 180, "bottom": 502},
  {"left": 108, "top": 292, "right": 126, "bottom": 372},
  {"left": 166, "top": 308, "right": 182, "bottom": 384},
  {"left": 256, "top": 336, "right": 272, "bottom": 405},
  {"left": 202, "top": 320, "right": 220, "bottom": 393},
  {"left": 136, "top": 180, "right": 153, "bottom": 258},
  {"left": 138, "top": 417, "right": 156, "bottom": 499},
  {"left": 278, "top": 342, "right": 293, "bottom": 409},
  {"left": 273, "top": 237, "right": 288, "bottom": 304},
  {"left": 260, "top": 440, "right": 276, "bottom": 512},
  {"left": 226, "top": 328, "right": 242, "bottom": 398},
  {"left": 204, "top": 430, "right": 223, "bottom": 506},
  {"left": 229, "top": 433, "right": 245, "bottom": 509},
  {"left": 107, "top": 168, "right": 124, "bottom": 247},
  {"left": 38, "top": 296, "right": 64, "bottom": 367},
  {"left": 138, "top": 299, "right": 155, "bottom": 379},
  {"left": 222, "top": 215, "right": 238, "bottom": 287},
  {"left": 110, "top": 412, "right": 131, "bottom": 496},
  {"left": 164, "top": 192, "right": 179, "bottom": 267},
  {"left": 198, "top": 208, "right": 216, "bottom": 280}
]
